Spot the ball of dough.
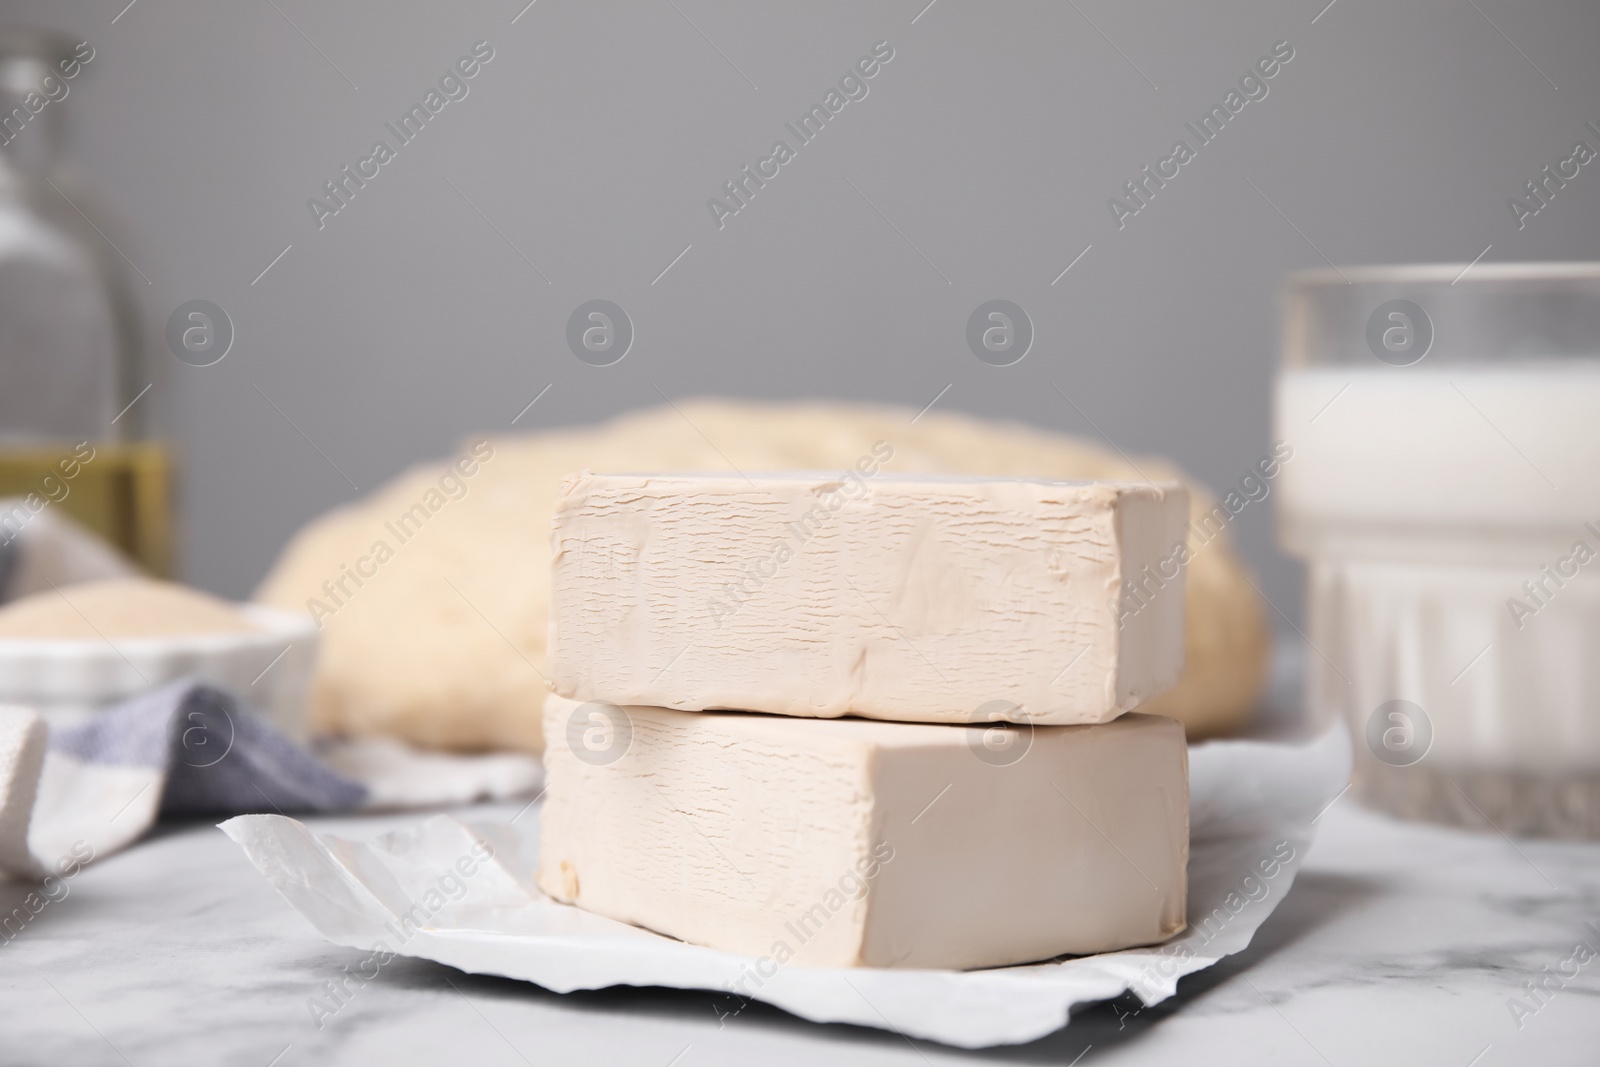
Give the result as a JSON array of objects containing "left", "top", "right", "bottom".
[{"left": 254, "top": 401, "right": 1270, "bottom": 750}]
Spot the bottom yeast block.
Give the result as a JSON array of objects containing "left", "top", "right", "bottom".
[{"left": 538, "top": 694, "right": 1188, "bottom": 970}]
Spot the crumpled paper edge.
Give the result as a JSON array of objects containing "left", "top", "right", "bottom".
[{"left": 221, "top": 726, "right": 1350, "bottom": 1049}]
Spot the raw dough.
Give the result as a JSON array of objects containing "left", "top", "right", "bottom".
[{"left": 254, "top": 401, "right": 1270, "bottom": 751}]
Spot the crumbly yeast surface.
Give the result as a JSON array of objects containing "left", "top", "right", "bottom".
[
  {"left": 0, "top": 578, "right": 255, "bottom": 639},
  {"left": 538, "top": 695, "right": 1189, "bottom": 969},
  {"left": 549, "top": 473, "right": 1189, "bottom": 725}
]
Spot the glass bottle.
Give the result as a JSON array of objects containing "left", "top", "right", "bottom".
[{"left": 0, "top": 27, "right": 172, "bottom": 577}]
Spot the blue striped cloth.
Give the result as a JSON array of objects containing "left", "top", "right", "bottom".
[{"left": 52, "top": 679, "right": 367, "bottom": 814}]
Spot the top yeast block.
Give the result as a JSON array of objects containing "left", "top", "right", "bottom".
[{"left": 549, "top": 471, "right": 1189, "bottom": 725}]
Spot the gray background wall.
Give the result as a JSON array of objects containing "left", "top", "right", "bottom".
[{"left": 6, "top": 0, "right": 1599, "bottom": 620}]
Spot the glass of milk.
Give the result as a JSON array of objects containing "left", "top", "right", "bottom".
[{"left": 1275, "top": 263, "right": 1600, "bottom": 837}]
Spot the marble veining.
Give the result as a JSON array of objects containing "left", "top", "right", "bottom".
[{"left": 2, "top": 787, "right": 1598, "bottom": 1065}]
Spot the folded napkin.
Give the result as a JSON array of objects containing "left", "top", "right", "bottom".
[{"left": 0, "top": 679, "right": 542, "bottom": 883}]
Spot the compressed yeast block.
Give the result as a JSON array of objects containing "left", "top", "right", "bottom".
[
  {"left": 537, "top": 694, "right": 1188, "bottom": 969},
  {"left": 548, "top": 472, "right": 1189, "bottom": 725}
]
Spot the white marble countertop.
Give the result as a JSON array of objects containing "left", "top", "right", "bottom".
[
  {"left": 3, "top": 785, "right": 1599, "bottom": 1066},
  {"left": 4, "top": 641, "right": 1597, "bottom": 1064}
]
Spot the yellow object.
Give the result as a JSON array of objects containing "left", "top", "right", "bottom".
[{"left": 0, "top": 442, "right": 173, "bottom": 577}]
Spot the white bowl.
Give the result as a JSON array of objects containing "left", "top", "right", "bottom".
[{"left": 0, "top": 604, "right": 319, "bottom": 738}]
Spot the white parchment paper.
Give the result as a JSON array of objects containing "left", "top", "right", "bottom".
[{"left": 221, "top": 727, "right": 1350, "bottom": 1049}]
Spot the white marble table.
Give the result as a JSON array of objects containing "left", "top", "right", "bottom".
[{"left": 3, "top": 786, "right": 1598, "bottom": 1066}]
